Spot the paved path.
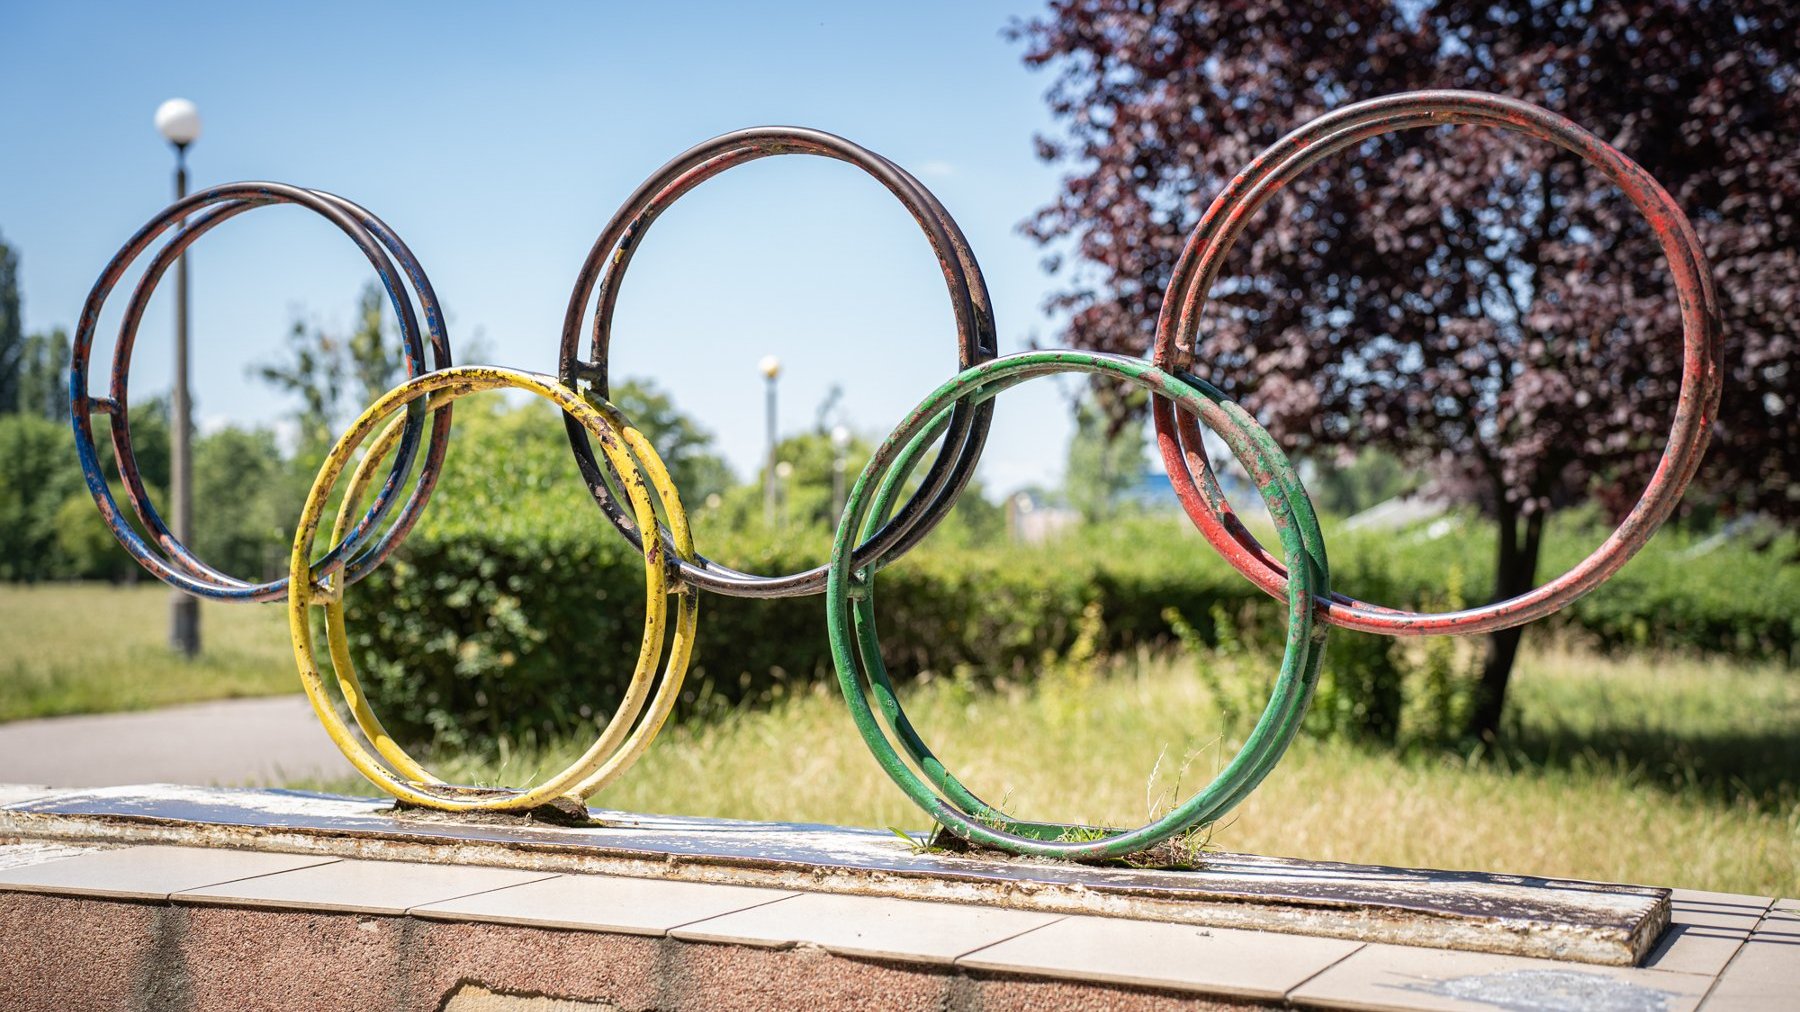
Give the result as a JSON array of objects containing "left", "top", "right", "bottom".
[{"left": 0, "top": 695, "right": 342, "bottom": 788}]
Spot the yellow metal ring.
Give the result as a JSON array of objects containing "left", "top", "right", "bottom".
[{"left": 287, "top": 365, "right": 698, "bottom": 813}]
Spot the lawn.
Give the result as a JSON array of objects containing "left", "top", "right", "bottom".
[
  {"left": 0, "top": 583, "right": 295, "bottom": 722},
  {"left": 2, "top": 583, "right": 1792, "bottom": 896},
  {"left": 300, "top": 637, "right": 1799, "bottom": 897}
]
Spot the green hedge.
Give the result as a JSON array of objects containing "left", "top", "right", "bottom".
[
  {"left": 335, "top": 399, "right": 1796, "bottom": 746},
  {"left": 344, "top": 504, "right": 1797, "bottom": 748}
]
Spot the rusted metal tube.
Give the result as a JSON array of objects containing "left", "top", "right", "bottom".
[
  {"left": 558, "top": 127, "right": 997, "bottom": 598},
  {"left": 287, "top": 365, "right": 697, "bottom": 813},
  {"left": 1150, "top": 90, "right": 1723, "bottom": 636},
  {"left": 69, "top": 183, "right": 453, "bottom": 602},
  {"left": 828, "top": 350, "right": 1329, "bottom": 861}
]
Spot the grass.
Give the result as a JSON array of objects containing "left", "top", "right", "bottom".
[
  {"left": 0, "top": 583, "right": 295, "bottom": 722},
  {"left": 293, "top": 637, "right": 1798, "bottom": 897},
  {"left": 1, "top": 583, "right": 1791, "bottom": 895}
]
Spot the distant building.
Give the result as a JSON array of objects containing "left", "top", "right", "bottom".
[
  {"left": 1116, "top": 465, "right": 1267, "bottom": 518},
  {"left": 1007, "top": 462, "right": 1272, "bottom": 543},
  {"left": 1005, "top": 491, "right": 1080, "bottom": 544},
  {"left": 1342, "top": 494, "right": 1449, "bottom": 532}
]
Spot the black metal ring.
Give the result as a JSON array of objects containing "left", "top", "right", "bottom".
[{"left": 559, "top": 127, "right": 997, "bottom": 598}]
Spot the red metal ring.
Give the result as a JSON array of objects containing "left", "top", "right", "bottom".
[{"left": 1151, "top": 90, "right": 1723, "bottom": 636}]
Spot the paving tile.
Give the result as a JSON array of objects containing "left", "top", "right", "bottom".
[
  {"left": 1669, "top": 905, "right": 1768, "bottom": 930},
  {"left": 1670, "top": 888, "right": 1773, "bottom": 929},
  {"left": 0, "top": 845, "right": 336, "bottom": 901},
  {"left": 670, "top": 892, "right": 1061, "bottom": 966},
  {"left": 1642, "top": 893, "right": 1774, "bottom": 976},
  {"left": 1753, "top": 906, "right": 1798, "bottom": 936},
  {"left": 1289, "top": 942, "right": 1714, "bottom": 1012},
  {"left": 1671, "top": 888, "right": 1774, "bottom": 911},
  {"left": 957, "top": 914, "right": 1361, "bottom": 1001},
  {"left": 1702, "top": 929, "right": 1800, "bottom": 1010},
  {"left": 175, "top": 857, "right": 553, "bottom": 916},
  {"left": 414, "top": 872, "right": 796, "bottom": 936},
  {"left": 1641, "top": 922, "right": 1750, "bottom": 978}
]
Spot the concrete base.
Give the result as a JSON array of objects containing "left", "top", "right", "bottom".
[{"left": 0, "top": 783, "right": 1668, "bottom": 966}]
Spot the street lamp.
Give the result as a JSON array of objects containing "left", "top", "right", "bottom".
[
  {"left": 774, "top": 460, "right": 795, "bottom": 530},
  {"left": 830, "top": 424, "right": 851, "bottom": 523},
  {"left": 156, "top": 98, "right": 201, "bottom": 657},
  {"left": 759, "top": 355, "right": 781, "bottom": 528}
]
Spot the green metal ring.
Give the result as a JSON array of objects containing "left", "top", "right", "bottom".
[{"left": 826, "top": 350, "right": 1330, "bottom": 861}]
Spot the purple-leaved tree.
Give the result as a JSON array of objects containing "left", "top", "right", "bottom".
[{"left": 1012, "top": 0, "right": 1796, "bottom": 739}]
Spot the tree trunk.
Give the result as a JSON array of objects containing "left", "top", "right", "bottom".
[{"left": 1466, "top": 503, "right": 1547, "bottom": 741}]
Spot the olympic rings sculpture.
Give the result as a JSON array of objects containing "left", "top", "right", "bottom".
[{"left": 70, "top": 90, "right": 1722, "bottom": 857}]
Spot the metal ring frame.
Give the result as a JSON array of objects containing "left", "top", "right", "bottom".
[
  {"left": 288, "top": 366, "right": 697, "bottom": 812},
  {"left": 828, "top": 350, "right": 1328, "bottom": 860},
  {"left": 70, "top": 182, "right": 454, "bottom": 602},
  {"left": 71, "top": 90, "right": 1722, "bottom": 851},
  {"left": 1150, "top": 91, "right": 1725, "bottom": 636},
  {"left": 558, "top": 127, "right": 998, "bottom": 598}
]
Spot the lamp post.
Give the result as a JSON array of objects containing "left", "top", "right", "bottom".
[
  {"left": 759, "top": 355, "right": 781, "bottom": 528},
  {"left": 774, "top": 460, "right": 794, "bottom": 530},
  {"left": 156, "top": 98, "right": 202, "bottom": 657},
  {"left": 830, "top": 424, "right": 851, "bottom": 523}
]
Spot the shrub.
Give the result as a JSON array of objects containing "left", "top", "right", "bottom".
[
  {"left": 346, "top": 504, "right": 1794, "bottom": 748},
  {"left": 337, "top": 407, "right": 1797, "bottom": 747}
]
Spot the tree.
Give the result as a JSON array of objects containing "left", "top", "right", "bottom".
[
  {"left": 1013, "top": 0, "right": 1797, "bottom": 739},
  {"left": 47, "top": 398, "right": 173, "bottom": 580},
  {"left": 1065, "top": 391, "right": 1148, "bottom": 522},
  {"left": 347, "top": 281, "right": 406, "bottom": 409},
  {"left": 18, "top": 328, "right": 71, "bottom": 421},
  {"left": 254, "top": 282, "right": 412, "bottom": 449},
  {"left": 611, "top": 379, "right": 734, "bottom": 507},
  {"left": 0, "top": 232, "right": 22, "bottom": 414},
  {"left": 0, "top": 415, "right": 79, "bottom": 580},
  {"left": 1309, "top": 448, "right": 1421, "bottom": 519},
  {"left": 192, "top": 425, "right": 289, "bottom": 580},
  {"left": 254, "top": 317, "right": 346, "bottom": 450}
]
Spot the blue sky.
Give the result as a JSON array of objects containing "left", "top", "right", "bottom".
[{"left": 1, "top": 1, "right": 1104, "bottom": 496}]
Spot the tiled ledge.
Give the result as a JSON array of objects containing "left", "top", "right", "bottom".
[
  {"left": 0, "top": 841, "right": 1789, "bottom": 1011},
  {"left": 1, "top": 784, "right": 1671, "bottom": 965},
  {"left": 0, "top": 785, "right": 1792, "bottom": 1011}
]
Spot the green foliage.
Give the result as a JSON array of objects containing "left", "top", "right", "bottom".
[
  {"left": 1307, "top": 448, "right": 1420, "bottom": 518},
  {"left": 54, "top": 482, "right": 154, "bottom": 581},
  {"left": 701, "top": 423, "right": 1002, "bottom": 552},
  {"left": 347, "top": 487, "right": 1798, "bottom": 748},
  {"left": 0, "top": 390, "right": 312, "bottom": 582},
  {"left": 102, "top": 397, "right": 172, "bottom": 492},
  {"left": 253, "top": 317, "right": 347, "bottom": 451},
  {"left": 1306, "top": 631, "right": 1404, "bottom": 745},
  {"left": 192, "top": 425, "right": 296, "bottom": 581},
  {"left": 251, "top": 280, "right": 409, "bottom": 450},
  {"left": 607, "top": 379, "right": 734, "bottom": 507},
  {"left": 347, "top": 282, "right": 404, "bottom": 410},
  {"left": 0, "top": 414, "right": 79, "bottom": 580},
  {"left": 0, "top": 231, "right": 21, "bottom": 414},
  {"left": 16, "top": 328, "right": 71, "bottom": 422},
  {"left": 1065, "top": 392, "right": 1148, "bottom": 522}
]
